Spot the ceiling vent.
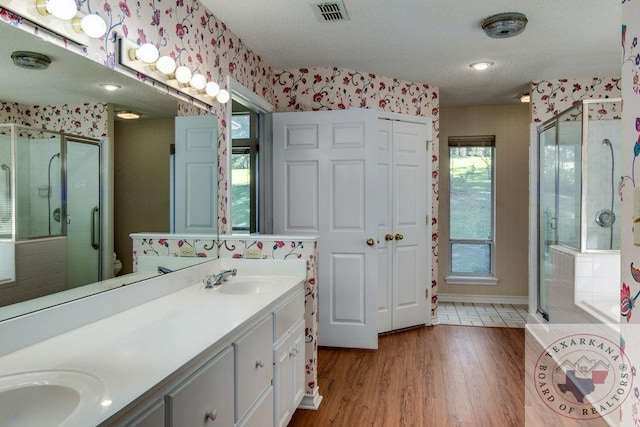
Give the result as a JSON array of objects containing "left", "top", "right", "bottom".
[
  {"left": 482, "top": 12, "right": 528, "bottom": 39},
  {"left": 312, "top": 1, "right": 350, "bottom": 23}
]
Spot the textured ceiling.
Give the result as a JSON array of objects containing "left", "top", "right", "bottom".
[{"left": 204, "top": 0, "right": 622, "bottom": 107}]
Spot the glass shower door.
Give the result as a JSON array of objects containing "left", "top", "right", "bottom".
[
  {"left": 65, "top": 138, "right": 100, "bottom": 288},
  {"left": 538, "top": 125, "right": 557, "bottom": 320}
]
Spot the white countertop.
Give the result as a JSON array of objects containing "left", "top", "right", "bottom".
[{"left": 0, "top": 259, "right": 305, "bottom": 426}]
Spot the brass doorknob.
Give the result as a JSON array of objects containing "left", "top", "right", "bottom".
[
  {"left": 384, "top": 234, "right": 394, "bottom": 241},
  {"left": 366, "top": 238, "right": 375, "bottom": 246},
  {"left": 395, "top": 233, "right": 404, "bottom": 240}
]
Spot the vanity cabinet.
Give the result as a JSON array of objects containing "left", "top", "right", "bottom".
[
  {"left": 273, "top": 291, "right": 305, "bottom": 427},
  {"left": 165, "top": 347, "right": 234, "bottom": 426}
]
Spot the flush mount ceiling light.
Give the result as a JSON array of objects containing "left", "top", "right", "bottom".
[
  {"left": 519, "top": 93, "right": 531, "bottom": 103},
  {"left": 482, "top": 12, "right": 528, "bottom": 39},
  {"left": 469, "top": 61, "right": 494, "bottom": 71},
  {"left": 11, "top": 51, "right": 51, "bottom": 70}
]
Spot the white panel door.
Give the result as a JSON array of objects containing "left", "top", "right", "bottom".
[
  {"left": 174, "top": 115, "right": 218, "bottom": 234},
  {"left": 391, "top": 120, "right": 429, "bottom": 330},
  {"left": 376, "top": 120, "right": 393, "bottom": 332},
  {"left": 273, "top": 110, "right": 378, "bottom": 349}
]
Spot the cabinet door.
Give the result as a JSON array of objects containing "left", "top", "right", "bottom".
[
  {"left": 166, "top": 347, "right": 234, "bottom": 427},
  {"left": 129, "top": 400, "right": 164, "bottom": 427},
  {"left": 235, "top": 316, "right": 274, "bottom": 422},
  {"left": 290, "top": 320, "right": 306, "bottom": 409},
  {"left": 273, "top": 336, "right": 292, "bottom": 427}
]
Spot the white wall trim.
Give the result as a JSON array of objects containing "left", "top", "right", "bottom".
[{"left": 438, "top": 293, "right": 528, "bottom": 305}]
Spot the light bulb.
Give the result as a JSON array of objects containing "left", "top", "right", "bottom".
[
  {"left": 205, "top": 82, "right": 220, "bottom": 97},
  {"left": 175, "top": 66, "right": 192, "bottom": 85},
  {"left": 190, "top": 74, "right": 207, "bottom": 91},
  {"left": 80, "top": 14, "right": 107, "bottom": 38},
  {"left": 156, "top": 56, "right": 176, "bottom": 75},
  {"left": 216, "top": 89, "right": 230, "bottom": 104},
  {"left": 136, "top": 43, "right": 159, "bottom": 64},
  {"left": 46, "top": 0, "right": 77, "bottom": 20}
]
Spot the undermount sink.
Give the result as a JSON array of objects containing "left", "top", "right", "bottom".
[
  {"left": 0, "top": 370, "right": 105, "bottom": 426},
  {"left": 216, "top": 276, "right": 286, "bottom": 295}
]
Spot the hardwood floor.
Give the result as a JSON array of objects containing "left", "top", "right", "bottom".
[{"left": 290, "top": 325, "right": 525, "bottom": 427}]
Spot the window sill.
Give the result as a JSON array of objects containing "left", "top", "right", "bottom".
[{"left": 445, "top": 275, "right": 499, "bottom": 286}]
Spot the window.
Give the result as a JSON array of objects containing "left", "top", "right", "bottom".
[
  {"left": 448, "top": 136, "right": 496, "bottom": 279},
  {"left": 231, "top": 111, "right": 258, "bottom": 233}
]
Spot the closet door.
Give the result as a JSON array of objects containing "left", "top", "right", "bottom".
[
  {"left": 377, "top": 118, "right": 430, "bottom": 333},
  {"left": 391, "top": 120, "right": 429, "bottom": 330},
  {"left": 273, "top": 109, "right": 378, "bottom": 349}
]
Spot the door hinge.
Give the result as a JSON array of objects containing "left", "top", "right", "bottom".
[
  {"left": 426, "top": 140, "right": 430, "bottom": 151},
  {"left": 425, "top": 289, "right": 429, "bottom": 299},
  {"left": 426, "top": 215, "right": 429, "bottom": 225}
]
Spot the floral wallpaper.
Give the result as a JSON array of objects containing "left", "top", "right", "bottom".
[
  {"left": 272, "top": 67, "right": 440, "bottom": 316},
  {"left": 621, "top": 1, "right": 640, "bottom": 424},
  {"left": 132, "top": 235, "right": 320, "bottom": 399},
  {"left": 2, "top": 1, "right": 441, "bottom": 328},
  {"left": 0, "top": 101, "right": 109, "bottom": 138},
  {"left": 530, "top": 77, "right": 622, "bottom": 124}
]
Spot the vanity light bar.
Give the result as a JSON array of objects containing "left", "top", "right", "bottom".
[
  {"left": 0, "top": 0, "right": 106, "bottom": 46},
  {"left": 118, "top": 38, "right": 229, "bottom": 108}
]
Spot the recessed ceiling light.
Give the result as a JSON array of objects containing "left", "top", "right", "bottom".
[
  {"left": 116, "top": 111, "right": 140, "bottom": 120},
  {"left": 469, "top": 61, "right": 494, "bottom": 71},
  {"left": 101, "top": 84, "right": 121, "bottom": 91}
]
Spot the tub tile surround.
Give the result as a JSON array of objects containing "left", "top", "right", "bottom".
[
  {"left": 545, "top": 245, "right": 619, "bottom": 324},
  {"left": 131, "top": 233, "right": 321, "bottom": 407},
  {"left": 0, "top": 257, "right": 306, "bottom": 426}
]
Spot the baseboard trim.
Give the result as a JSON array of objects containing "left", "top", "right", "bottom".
[
  {"left": 298, "top": 388, "right": 323, "bottom": 410},
  {"left": 438, "top": 294, "right": 528, "bottom": 305}
]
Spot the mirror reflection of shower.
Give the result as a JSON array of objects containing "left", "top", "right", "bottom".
[
  {"left": 595, "top": 138, "right": 616, "bottom": 250},
  {"left": 47, "top": 152, "right": 60, "bottom": 235},
  {"left": 1, "top": 163, "right": 10, "bottom": 226}
]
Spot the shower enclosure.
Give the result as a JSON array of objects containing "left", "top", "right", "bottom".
[
  {"left": 537, "top": 99, "right": 621, "bottom": 322},
  {"left": 0, "top": 124, "right": 102, "bottom": 299}
]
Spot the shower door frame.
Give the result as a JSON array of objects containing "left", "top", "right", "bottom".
[
  {"left": 535, "top": 98, "right": 622, "bottom": 321},
  {"left": 63, "top": 135, "right": 103, "bottom": 284}
]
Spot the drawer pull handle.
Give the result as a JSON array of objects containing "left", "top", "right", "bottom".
[
  {"left": 256, "top": 360, "right": 264, "bottom": 368},
  {"left": 205, "top": 410, "right": 217, "bottom": 422}
]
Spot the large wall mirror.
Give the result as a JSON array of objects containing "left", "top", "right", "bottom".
[{"left": 0, "top": 20, "right": 216, "bottom": 321}]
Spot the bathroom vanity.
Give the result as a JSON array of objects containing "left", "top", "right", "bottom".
[{"left": 0, "top": 258, "right": 307, "bottom": 426}]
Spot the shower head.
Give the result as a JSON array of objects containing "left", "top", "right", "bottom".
[
  {"left": 0, "top": 164, "right": 8, "bottom": 171},
  {"left": 602, "top": 138, "right": 612, "bottom": 148}
]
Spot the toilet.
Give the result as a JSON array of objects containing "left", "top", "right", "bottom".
[{"left": 113, "top": 252, "right": 122, "bottom": 276}]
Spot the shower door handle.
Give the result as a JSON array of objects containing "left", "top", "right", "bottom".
[
  {"left": 550, "top": 217, "right": 557, "bottom": 230},
  {"left": 91, "top": 206, "right": 100, "bottom": 250}
]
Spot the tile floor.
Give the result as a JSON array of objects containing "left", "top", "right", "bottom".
[{"left": 438, "top": 302, "right": 528, "bottom": 328}]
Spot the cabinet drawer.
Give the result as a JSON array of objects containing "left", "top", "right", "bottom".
[
  {"left": 273, "top": 290, "right": 304, "bottom": 342},
  {"left": 166, "top": 347, "right": 234, "bottom": 427},
  {"left": 235, "top": 315, "right": 274, "bottom": 422},
  {"left": 237, "top": 387, "right": 274, "bottom": 427}
]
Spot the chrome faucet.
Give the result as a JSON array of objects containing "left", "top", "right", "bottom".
[{"left": 204, "top": 268, "right": 237, "bottom": 288}]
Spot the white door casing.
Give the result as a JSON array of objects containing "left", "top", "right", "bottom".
[
  {"left": 174, "top": 115, "right": 218, "bottom": 234},
  {"left": 273, "top": 109, "right": 378, "bottom": 349}
]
